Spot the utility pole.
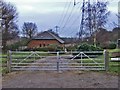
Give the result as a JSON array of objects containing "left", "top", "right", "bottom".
[
  {"left": 92, "top": 0, "right": 97, "bottom": 47},
  {"left": 118, "top": 1, "right": 120, "bottom": 27},
  {"left": 74, "top": 0, "right": 76, "bottom": 5},
  {"left": 54, "top": 26, "right": 59, "bottom": 34}
]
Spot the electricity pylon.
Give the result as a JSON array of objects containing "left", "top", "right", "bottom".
[
  {"left": 74, "top": 0, "right": 92, "bottom": 40},
  {"left": 79, "top": 0, "right": 85, "bottom": 40}
]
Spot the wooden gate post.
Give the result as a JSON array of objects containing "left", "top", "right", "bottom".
[
  {"left": 104, "top": 50, "right": 109, "bottom": 71},
  {"left": 57, "top": 52, "right": 59, "bottom": 72},
  {"left": 7, "top": 50, "right": 12, "bottom": 73}
]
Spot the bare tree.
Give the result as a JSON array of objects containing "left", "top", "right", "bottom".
[
  {"left": 0, "top": 0, "right": 19, "bottom": 52},
  {"left": 83, "top": 1, "right": 110, "bottom": 37},
  {"left": 22, "top": 22, "right": 38, "bottom": 39},
  {"left": 112, "top": 14, "right": 120, "bottom": 27}
]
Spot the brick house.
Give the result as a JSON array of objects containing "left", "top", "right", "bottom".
[{"left": 27, "top": 31, "right": 65, "bottom": 48}]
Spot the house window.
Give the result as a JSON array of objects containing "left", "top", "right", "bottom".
[
  {"left": 43, "top": 44, "right": 45, "bottom": 47},
  {"left": 39, "top": 44, "right": 41, "bottom": 47}
]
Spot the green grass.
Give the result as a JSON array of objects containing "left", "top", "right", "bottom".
[
  {"left": 108, "top": 49, "right": 120, "bottom": 57},
  {"left": 108, "top": 61, "right": 120, "bottom": 75},
  {"left": 107, "top": 49, "right": 120, "bottom": 74},
  {"left": 76, "top": 56, "right": 120, "bottom": 74},
  {"left": 109, "top": 48, "right": 120, "bottom": 53},
  {"left": 0, "top": 54, "right": 8, "bottom": 75},
  {"left": 76, "top": 59, "right": 104, "bottom": 67},
  {"left": 76, "top": 59, "right": 104, "bottom": 63}
]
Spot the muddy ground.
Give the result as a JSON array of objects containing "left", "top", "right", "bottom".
[{"left": 2, "top": 71, "right": 119, "bottom": 88}]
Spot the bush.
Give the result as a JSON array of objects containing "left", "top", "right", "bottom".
[
  {"left": 7, "top": 38, "right": 29, "bottom": 50},
  {"left": 7, "top": 42, "right": 21, "bottom": 50},
  {"left": 108, "top": 43, "right": 116, "bottom": 49},
  {"left": 77, "top": 43, "right": 103, "bottom": 51},
  {"left": 48, "top": 44, "right": 63, "bottom": 51},
  {"left": 78, "top": 43, "right": 90, "bottom": 51},
  {"left": 65, "top": 46, "right": 77, "bottom": 51},
  {"left": 90, "top": 45, "right": 103, "bottom": 51}
]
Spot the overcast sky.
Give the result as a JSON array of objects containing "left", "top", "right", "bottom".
[{"left": 5, "top": 0, "right": 119, "bottom": 37}]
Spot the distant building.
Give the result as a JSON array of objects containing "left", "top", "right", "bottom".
[{"left": 27, "top": 31, "right": 65, "bottom": 48}]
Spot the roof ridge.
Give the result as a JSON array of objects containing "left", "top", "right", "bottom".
[{"left": 47, "top": 31, "right": 64, "bottom": 44}]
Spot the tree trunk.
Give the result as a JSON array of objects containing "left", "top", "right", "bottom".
[
  {"left": 2, "top": 21, "right": 9, "bottom": 53},
  {"left": 2, "top": 40, "right": 7, "bottom": 53}
]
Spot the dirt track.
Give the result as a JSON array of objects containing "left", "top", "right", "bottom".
[{"left": 2, "top": 71, "right": 119, "bottom": 88}]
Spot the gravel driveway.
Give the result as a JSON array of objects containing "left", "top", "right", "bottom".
[
  {"left": 2, "top": 71, "right": 119, "bottom": 88},
  {"left": 2, "top": 54, "right": 119, "bottom": 88}
]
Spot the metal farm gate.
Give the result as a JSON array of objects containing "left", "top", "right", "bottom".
[
  {"left": 7, "top": 50, "right": 109, "bottom": 72},
  {"left": 58, "top": 51, "right": 109, "bottom": 71}
]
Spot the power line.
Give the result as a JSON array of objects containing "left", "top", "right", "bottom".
[
  {"left": 59, "top": 0, "right": 72, "bottom": 28},
  {"left": 67, "top": 5, "right": 81, "bottom": 30},
  {"left": 57, "top": 1, "right": 68, "bottom": 26},
  {"left": 59, "top": 0, "right": 82, "bottom": 37},
  {"left": 61, "top": 2, "right": 79, "bottom": 30},
  {"left": 61, "top": 5, "right": 81, "bottom": 37},
  {"left": 61, "top": 6, "right": 75, "bottom": 29}
]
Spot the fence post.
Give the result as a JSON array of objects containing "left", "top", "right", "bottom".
[
  {"left": 57, "top": 52, "right": 59, "bottom": 72},
  {"left": 104, "top": 50, "right": 109, "bottom": 71},
  {"left": 34, "top": 51, "right": 35, "bottom": 61},
  {"left": 7, "top": 50, "right": 12, "bottom": 73},
  {"left": 80, "top": 52, "right": 83, "bottom": 66}
]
